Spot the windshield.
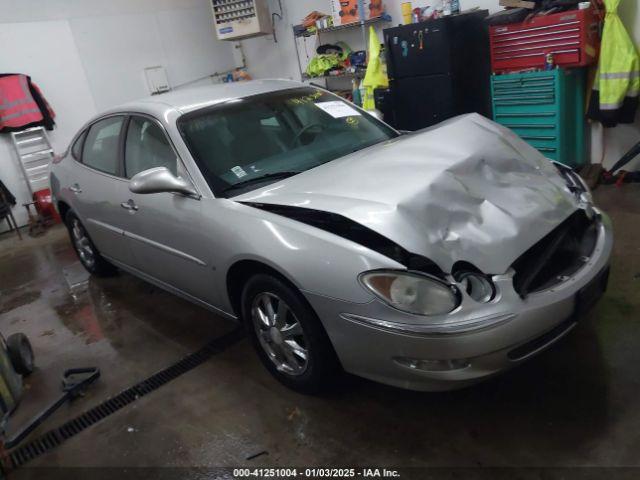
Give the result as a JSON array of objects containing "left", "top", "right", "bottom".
[{"left": 177, "top": 87, "right": 398, "bottom": 197}]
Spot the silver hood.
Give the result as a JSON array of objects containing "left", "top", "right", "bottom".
[{"left": 236, "top": 114, "right": 581, "bottom": 274}]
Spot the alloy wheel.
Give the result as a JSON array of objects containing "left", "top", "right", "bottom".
[
  {"left": 251, "top": 292, "right": 309, "bottom": 376},
  {"left": 71, "top": 219, "right": 96, "bottom": 269}
]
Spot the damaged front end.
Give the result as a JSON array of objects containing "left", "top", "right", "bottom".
[
  {"left": 237, "top": 114, "right": 610, "bottom": 332},
  {"left": 511, "top": 162, "right": 600, "bottom": 298},
  {"left": 242, "top": 201, "right": 495, "bottom": 321},
  {"left": 243, "top": 201, "right": 512, "bottom": 325},
  {"left": 244, "top": 159, "right": 601, "bottom": 312},
  {"left": 511, "top": 209, "right": 598, "bottom": 297},
  {"left": 235, "top": 114, "right": 590, "bottom": 276},
  {"left": 231, "top": 115, "right": 612, "bottom": 390}
]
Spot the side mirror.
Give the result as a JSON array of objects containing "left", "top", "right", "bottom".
[{"left": 129, "top": 167, "right": 198, "bottom": 197}]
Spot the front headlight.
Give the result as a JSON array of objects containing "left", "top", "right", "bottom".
[{"left": 360, "top": 271, "right": 460, "bottom": 316}]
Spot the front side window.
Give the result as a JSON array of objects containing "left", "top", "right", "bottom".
[
  {"left": 178, "top": 87, "right": 398, "bottom": 197},
  {"left": 124, "top": 116, "right": 177, "bottom": 179},
  {"left": 82, "top": 116, "right": 124, "bottom": 175}
]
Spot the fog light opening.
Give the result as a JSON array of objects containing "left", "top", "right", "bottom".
[
  {"left": 394, "top": 356, "right": 470, "bottom": 372},
  {"left": 455, "top": 271, "right": 496, "bottom": 303}
]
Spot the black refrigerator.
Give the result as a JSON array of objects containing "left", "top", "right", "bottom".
[{"left": 383, "top": 10, "right": 492, "bottom": 131}]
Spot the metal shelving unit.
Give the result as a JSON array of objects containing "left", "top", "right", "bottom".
[
  {"left": 294, "top": 16, "right": 387, "bottom": 38},
  {"left": 292, "top": 14, "right": 390, "bottom": 92},
  {"left": 301, "top": 71, "right": 364, "bottom": 81}
]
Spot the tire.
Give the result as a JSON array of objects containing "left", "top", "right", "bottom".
[
  {"left": 65, "top": 211, "right": 117, "bottom": 277},
  {"left": 241, "top": 274, "right": 340, "bottom": 394},
  {"left": 6, "top": 333, "right": 34, "bottom": 376}
]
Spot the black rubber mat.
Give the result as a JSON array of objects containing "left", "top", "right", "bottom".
[{"left": 2, "top": 328, "right": 245, "bottom": 471}]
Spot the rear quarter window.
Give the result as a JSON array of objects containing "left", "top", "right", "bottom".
[
  {"left": 82, "top": 116, "right": 125, "bottom": 176},
  {"left": 71, "top": 130, "right": 87, "bottom": 161}
]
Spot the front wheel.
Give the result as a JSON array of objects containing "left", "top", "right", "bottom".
[{"left": 241, "top": 274, "right": 340, "bottom": 393}]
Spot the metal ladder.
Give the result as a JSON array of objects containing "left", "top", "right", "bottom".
[{"left": 9, "top": 127, "right": 54, "bottom": 195}]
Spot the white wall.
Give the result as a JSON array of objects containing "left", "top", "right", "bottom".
[
  {"left": 0, "top": 20, "right": 97, "bottom": 231},
  {"left": 242, "top": 0, "right": 640, "bottom": 171},
  {"left": 0, "top": 0, "right": 237, "bottom": 231}
]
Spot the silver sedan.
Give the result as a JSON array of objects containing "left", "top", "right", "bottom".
[{"left": 51, "top": 80, "right": 613, "bottom": 393}]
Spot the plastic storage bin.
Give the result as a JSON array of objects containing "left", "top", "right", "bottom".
[{"left": 491, "top": 68, "right": 587, "bottom": 167}]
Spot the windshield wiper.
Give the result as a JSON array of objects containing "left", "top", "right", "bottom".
[{"left": 221, "top": 171, "right": 300, "bottom": 195}]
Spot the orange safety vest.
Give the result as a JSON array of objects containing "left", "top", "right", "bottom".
[{"left": 0, "top": 74, "right": 45, "bottom": 130}]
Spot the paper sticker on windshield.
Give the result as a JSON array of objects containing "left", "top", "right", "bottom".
[
  {"left": 231, "top": 166, "right": 247, "bottom": 178},
  {"left": 315, "top": 101, "right": 361, "bottom": 118}
]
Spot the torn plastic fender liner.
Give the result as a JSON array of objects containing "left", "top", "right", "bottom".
[{"left": 241, "top": 202, "right": 444, "bottom": 277}]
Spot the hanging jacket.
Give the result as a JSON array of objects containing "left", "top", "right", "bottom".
[
  {"left": 0, "top": 74, "right": 55, "bottom": 133},
  {"left": 587, "top": 0, "right": 640, "bottom": 127},
  {"left": 362, "top": 26, "right": 388, "bottom": 111},
  {"left": 0, "top": 178, "right": 17, "bottom": 220}
]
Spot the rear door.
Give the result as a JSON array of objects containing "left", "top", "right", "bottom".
[
  {"left": 117, "top": 114, "right": 216, "bottom": 304},
  {"left": 68, "top": 115, "right": 134, "bottom": 266}
]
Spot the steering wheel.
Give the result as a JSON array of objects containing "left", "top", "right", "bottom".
[{"left": 290, "top": 123, "right": 325, "bottom": 147}]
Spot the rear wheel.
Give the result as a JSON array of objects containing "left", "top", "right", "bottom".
[
  {"left": 241, "top": 274, "right": 340, "bottom": 393},
  {"left": 65, "top": 211, "right": 117, "bottom": 276}
]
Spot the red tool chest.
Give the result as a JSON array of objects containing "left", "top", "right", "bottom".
[{"left": 489, "top": 7, "right": 601, "bottom": 74}]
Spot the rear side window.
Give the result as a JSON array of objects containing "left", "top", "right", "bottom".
[
  {"left": 124, "top": 116, "right": 177, "bottom": 179},
  {"left": 71, "top": 130, "right": 86, "bottom": 160},
  {"left": 82, "top": 116, "right": 124, "bottom": 175}
]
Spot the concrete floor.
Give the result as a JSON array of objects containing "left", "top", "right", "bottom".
[{"left": 0, "top": 185, "right": 639, "bottom": 476}]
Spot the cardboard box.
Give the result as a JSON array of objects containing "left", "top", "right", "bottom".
[{"left": 330, "top": 0, "right": 383, "bottom": 26}]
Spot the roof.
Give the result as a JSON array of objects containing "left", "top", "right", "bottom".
[{"left": 103, "top": 79, "right": 305, "bottom": 118}]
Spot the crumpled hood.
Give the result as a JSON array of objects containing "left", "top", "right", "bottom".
[{"left": 235, "top": 114, "right": 581, "bottom": 274}]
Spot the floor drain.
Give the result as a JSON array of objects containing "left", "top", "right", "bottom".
[{"left": 2, "top": 328, "right": 245, "bottom": 471}]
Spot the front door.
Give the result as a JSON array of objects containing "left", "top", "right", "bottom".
[{"left": 117, "top": 115, "right": 217, "bottom": 305}]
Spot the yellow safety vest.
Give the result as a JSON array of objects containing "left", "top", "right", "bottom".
[
  {"left": 591, "top": 0, "right": 640, "bottom": 126},
  {"left": 362, "top": 26, "right": 389, "bottom": 111}
]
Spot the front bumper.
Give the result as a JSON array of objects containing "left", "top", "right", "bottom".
[{"left": 305, "top": 212, "right": 613, "bottom": 391}]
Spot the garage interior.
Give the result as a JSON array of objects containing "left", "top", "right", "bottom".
[{"left": 1, "top": 0, "right": 640, "bottom": 477}]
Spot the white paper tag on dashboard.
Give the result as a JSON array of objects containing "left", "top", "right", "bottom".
[
  {"left": 315, "top": 101, "right": 361, "bottom": 118},
  {"left": 231, "top": 165, "right": 247, "bottom": 178}
]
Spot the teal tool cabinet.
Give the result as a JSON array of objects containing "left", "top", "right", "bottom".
[{"left": 491, "top": 69, "right": 587, "bottom": 167}]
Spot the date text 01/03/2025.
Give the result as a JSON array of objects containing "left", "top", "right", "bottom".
[{"left": 232, "top": 468, "right": 401, "bottom": 478}]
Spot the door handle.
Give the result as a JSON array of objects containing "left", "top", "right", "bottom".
[
  {"left": 69, "top": 184, "right": 82, "bottom": 194},
  {"left": 120, "top": 199, "right": 139, "bottom": 212}
]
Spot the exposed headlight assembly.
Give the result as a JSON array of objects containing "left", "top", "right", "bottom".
[
  {"left": 569, "top": 170, "right": 593, "bottom": 204},
  {"left": 360, "top": 271, "right": 460, "bottom": 316},
  {"left": 553, "top": 162, "right": 593, "bottom": 203}
]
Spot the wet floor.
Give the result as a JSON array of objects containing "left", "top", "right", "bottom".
[{"left": 0, "top": 185, "right": 639, "bottom": 475}]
